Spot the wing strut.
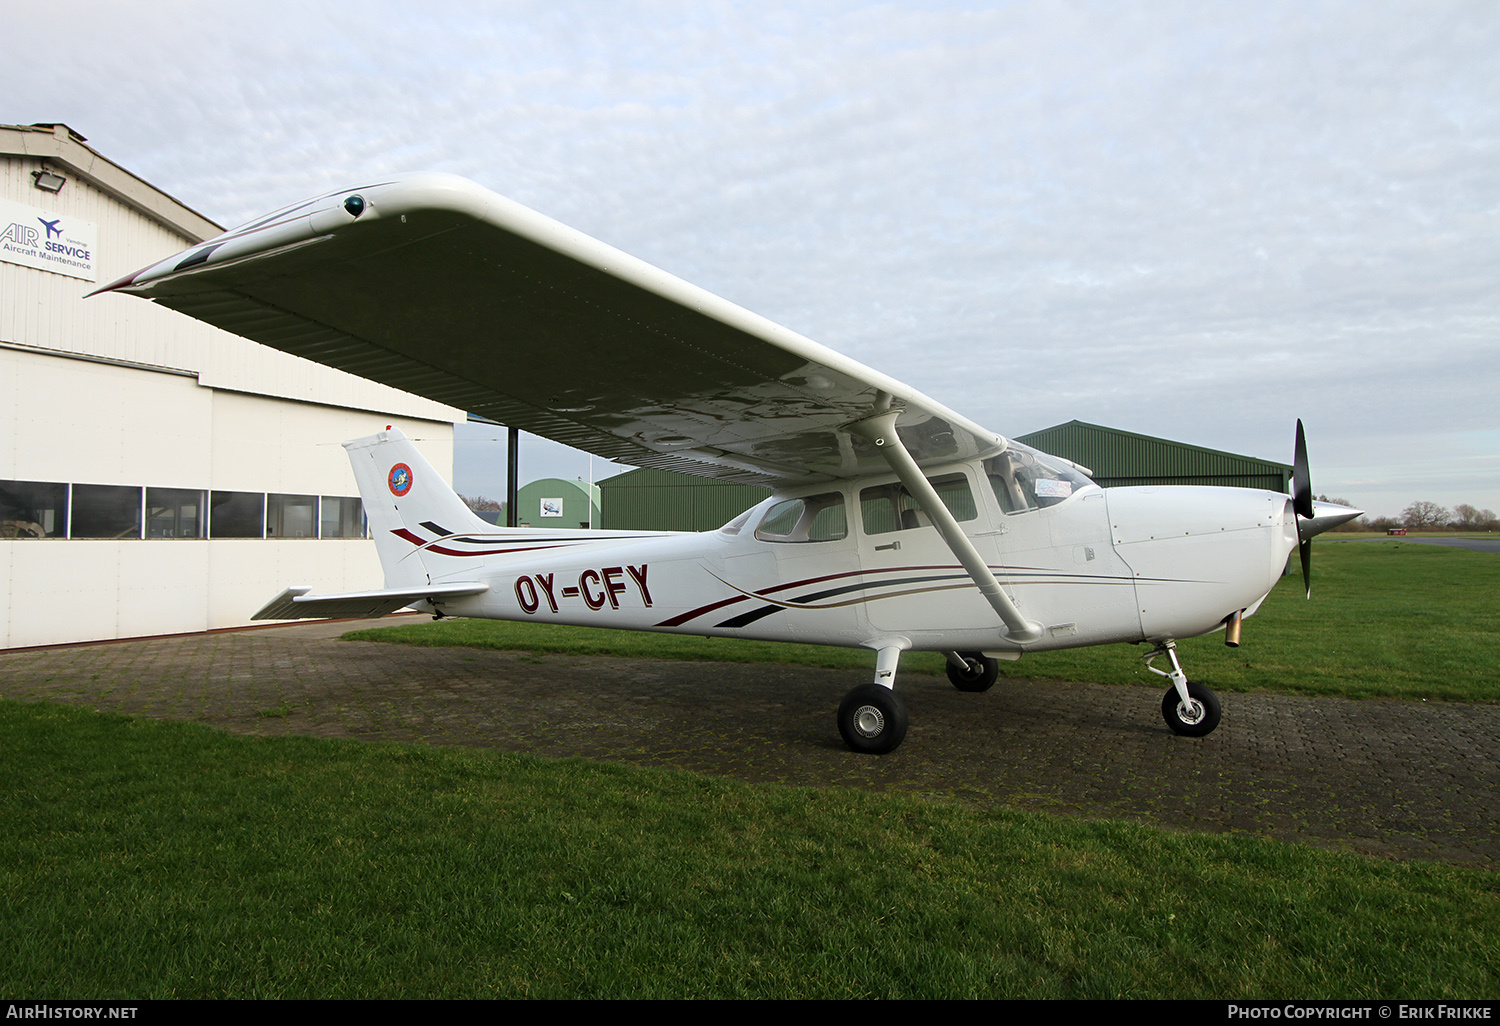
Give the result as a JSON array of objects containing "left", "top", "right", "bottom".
[{"left": 850, "top": 410, "right": 1043, "bottom": 644}]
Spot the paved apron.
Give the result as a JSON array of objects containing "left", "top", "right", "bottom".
[{"left": 3, "top": 617, "right": 1495, "bottom": 868}]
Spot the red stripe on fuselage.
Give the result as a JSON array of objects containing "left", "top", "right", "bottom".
[{"left": 390, "top": 528, "right": 579, "bottom": 558}]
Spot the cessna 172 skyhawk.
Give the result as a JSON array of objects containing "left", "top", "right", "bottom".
[{"left": 100, "top": 173, "right": 1360, "bottom": 753}]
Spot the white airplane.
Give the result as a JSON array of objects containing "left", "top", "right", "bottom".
[{"left": 100, "top": 174, "right": 1361, "bottom": 753}]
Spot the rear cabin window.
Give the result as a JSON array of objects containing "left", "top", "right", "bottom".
[{"left": 755, "top": 493, "right": 848, "bottom": 542}]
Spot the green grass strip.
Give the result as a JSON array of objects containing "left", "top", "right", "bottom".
[{"left": 2, "top": 700, "right": 1494, "bottom": 999}]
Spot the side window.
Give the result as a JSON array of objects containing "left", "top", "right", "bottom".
[
  {"left": 755, "top": 492, "right": 848, "bottom": 543},
  {"left": 147, "top": 488, "right": 206, "bottom": 539},
  {"left": 860, "top": 474, "right": 976, "bottom": 536},
  {"left": 320, "top": 496, "right": 367, "bottom": 539},
  {"left": 210, "top": 491, "right": 265, "bottom": 538},
  {"left": 1, "top": 481, "right": 67, "bottom": 538},
  {"left": 72, "top": 485, "right": 143, "bottom": 539}
]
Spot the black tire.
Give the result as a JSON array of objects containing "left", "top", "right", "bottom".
[
  {"left": 946, "top": 652, "right": 999, "bottom": 692},
  {"left": 838, "top": 684, "right": 909, "bottom": 754},
  {"left": 1161, "top": 681, "right": 1222, "bottom": 737}
]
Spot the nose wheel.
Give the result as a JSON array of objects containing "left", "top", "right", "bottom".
[
  {"left": 1161, "top": 680, "right": 1221, "bottom": 737},
  {"left": 1144, "top": 641, "right": 1222, "bottom": 737},
  {"left": 944, "top": 651, "right": 1000, "bottom": 692}
]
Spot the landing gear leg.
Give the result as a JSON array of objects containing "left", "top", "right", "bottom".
[
  {"left": 1144, "top": 641, "right": 1222, "bottom": 737},
  {"left": 838, "top": 645, "right": 909, "bottom": 754}
]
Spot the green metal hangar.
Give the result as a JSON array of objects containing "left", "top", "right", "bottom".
[
  {"left": 599, "top": 421, "right": 1291, "bottom": 531},
  {"left": 1014, "top": 421, "right": 1292, "bottom": 491},
  {"left": 515, "top": 478, "right": 601, "bottom": 529},
  {"left": 0, "top": 124, "right": 463, "bottom": 648}
]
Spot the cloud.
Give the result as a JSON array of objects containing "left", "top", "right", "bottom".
[{"left": 7, "top": 0, "right": 1496, "bottom": 515}]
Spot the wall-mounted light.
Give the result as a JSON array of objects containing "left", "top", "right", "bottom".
[{"left": 31, "top": 168, "right": 67, "bottom": 193}]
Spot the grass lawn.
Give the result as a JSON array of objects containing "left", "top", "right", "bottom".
[
  {"left": 2, "top": 700, "right": 1495, "bottom": 1000},
  {"left": 347, "top": 540, "right": 1500, "bottom": 702},
  {"left": 5, "top": 539, "right": 1495, "bottom": 998}
]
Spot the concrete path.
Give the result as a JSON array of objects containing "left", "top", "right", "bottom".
[{"left": 3, "top": 617, "right": 1496, "bottom": 868}]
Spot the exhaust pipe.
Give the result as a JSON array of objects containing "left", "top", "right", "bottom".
[{"left": 1223, "top": 610, "right": 1243, "bottom": 648}]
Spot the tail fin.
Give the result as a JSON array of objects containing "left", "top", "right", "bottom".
[{"left": 344, "top": 427, "right": 496, "bottom": 588}]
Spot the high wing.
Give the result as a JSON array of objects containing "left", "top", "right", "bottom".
[{"left": 99, "top": 173, "right": 1005, "bottom": 485}]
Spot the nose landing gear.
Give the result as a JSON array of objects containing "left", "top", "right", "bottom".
[{"left": 1144, "top": 641, "right": 1222, "bottom": 737}]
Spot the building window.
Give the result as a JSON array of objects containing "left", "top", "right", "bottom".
[
  {"left": 320, "top": 496, "right": 365, "bottom": 538},
  {"left": 1, "top": 480, "right": 67, "bottom": 538},
  {"left": 1, "top": 483, "right": 372, "bottom": 542},
  {"left": 210, "top": 491, "right": 264, "bottom": 538},
  {"left": 267, "top": 493, "right": 317, "bottom": 538},
  {"left": 146, "top": 488, "right": 206, "bottom": 539},
  {"left": 71, "top": 484, "right": 143, "bottom": 539}
]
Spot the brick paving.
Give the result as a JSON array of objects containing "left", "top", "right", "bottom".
[{"left": 3, "top": 617, "right": 1496, "bottom": 868}]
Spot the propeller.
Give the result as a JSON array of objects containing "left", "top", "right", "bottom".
[
  {"left": 1293, "top": 419, "right": 1314, "bottom": 597},
  {"left": 1290, "top": 419, "right": 1364, "bottom": 598}
]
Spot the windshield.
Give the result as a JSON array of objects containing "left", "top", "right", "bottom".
[{"left": 985, "top": 442, "right": 1094, "bottom": 513}]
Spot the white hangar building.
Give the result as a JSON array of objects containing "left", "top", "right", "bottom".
[{"left": 1, "top": 124, "right": 464, "bottom": 649}]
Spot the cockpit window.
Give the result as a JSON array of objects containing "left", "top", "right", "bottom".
[
  {"left": 986, "top": 443, "right": 1094, "bottom": 513},
  {"left": 755, "top": 492, "right": 848, "bottom": 542}
]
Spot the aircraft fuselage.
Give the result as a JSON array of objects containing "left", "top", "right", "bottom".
[{"left": 407, "top": 464, "right": 1297, "bottom": 657}]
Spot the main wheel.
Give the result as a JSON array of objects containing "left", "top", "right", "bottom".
[
  {"left": 838, "top": 684, "right": 909, "bottom": 754},
  {"left": 1161, "top": 681, "right": 1222, "bottom": 737},
  {"left": 946, "top": 652, "right": 1000, "bottom": 692}
]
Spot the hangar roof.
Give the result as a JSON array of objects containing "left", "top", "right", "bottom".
[
  {"left": 1, "top": 123, "right": 463, "bottom": 425},
  {"left": 1, "top": 123, "right": 221, "bottom": 242}
]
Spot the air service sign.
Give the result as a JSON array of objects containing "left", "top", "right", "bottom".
[{"left": 0, "top": 197, "right": 98, "bottom": 282}]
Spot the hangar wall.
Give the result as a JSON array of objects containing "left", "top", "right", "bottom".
[
  {"left": 1016, "top": 420, "right": 1292, "bottom": 492},
  {"left": 1, "top": 123, "right": 464, "bottom": 648},
  {"left": 600, "top": 466, "right": 770, "bottom": 532}
]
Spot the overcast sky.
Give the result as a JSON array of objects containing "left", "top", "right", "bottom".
[{"left": 8, "top": 0, "right": 1497, "bottom": 518}]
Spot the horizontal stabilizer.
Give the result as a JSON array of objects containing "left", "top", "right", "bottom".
[{"left": 252, "top": 582, "right": 489, "bottom": 621}]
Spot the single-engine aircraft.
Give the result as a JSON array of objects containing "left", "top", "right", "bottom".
[{"left": 99, "top": 173, "right": 1361, "bottom": 753}]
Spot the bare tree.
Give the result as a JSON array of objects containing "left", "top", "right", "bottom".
[
  {"left": 459, "top": 494, "right": 507, "bottom": 525},
  {"left": 1451, "top": 504, "right": 1499, "bottom": 531},
  {"left": 1401, "top": 501, "right": 1450, "bottom": 530}
]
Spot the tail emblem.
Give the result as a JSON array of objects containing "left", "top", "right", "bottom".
[{"left": 388, "top": 463, "right": 413, "bottom": 496}]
